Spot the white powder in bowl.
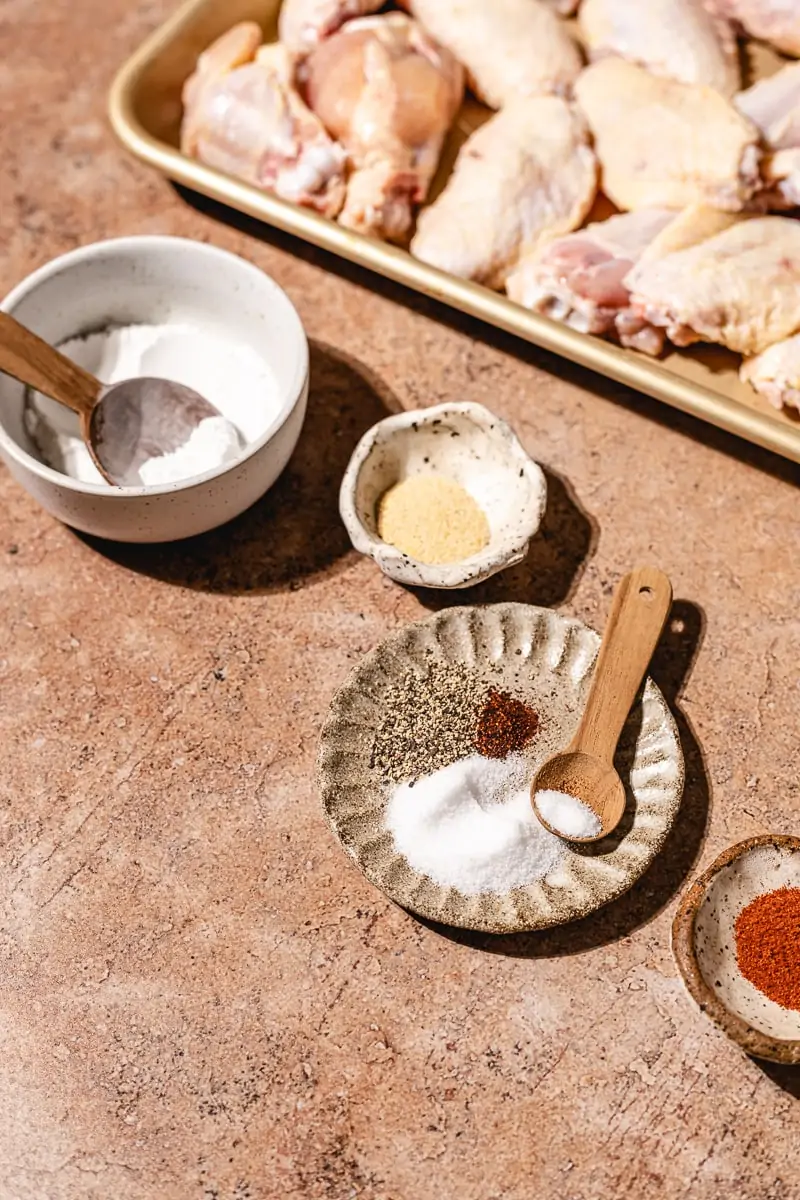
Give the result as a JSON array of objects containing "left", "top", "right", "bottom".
[
  {"left": 138, "top": 415, "right": 242, "bottom": 486},
  {"left": 24, "top": 323, "right": 284, "bottom": 487},
  {"left": 534, "top": 789, "right": 602, "bottom": 840},
  {"left": 385, "top": 754, "right": 566, "bottom": 895}
]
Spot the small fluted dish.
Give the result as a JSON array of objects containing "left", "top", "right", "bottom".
[
  {"left": 318, "top": 603, "right": 684, "bottom": 933},
  {"left": 339, "top": 402, "right": 547, "bottom": 589},
  {"left": 673, "top": 835, "right": 800, "bottom": 1064}
]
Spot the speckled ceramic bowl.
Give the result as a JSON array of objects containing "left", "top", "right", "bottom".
[
  {"left": 673, "top": 835, "right": 800, "bottom": 1064},
  {"left": 0, "top": 236, "right": 308, "bottom": 542},
  {"left": 339, "top": 402, "right": 547, "bottom": 588},
  {"left": 318, "top": 604, "right": 684, "bottom": 933}
]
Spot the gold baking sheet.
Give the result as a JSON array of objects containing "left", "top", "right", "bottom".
[{"left": 108, "top": 0, "right": 800, "bottom": 465}]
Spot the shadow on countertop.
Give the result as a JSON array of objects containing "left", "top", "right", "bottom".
[
  {"left": 78, "top": 341, "right": 398, "bottom": 593},
  {"left": 759, "top": 1061, "right": 800, "bottom": 1100},
  {"left": 416, "top": 598, "right": 710, "bottom": 957},
  {"left": 175, "top": 186, "right": 800, "bottom": 490},
  {"left": 412, "top": 466, "right": 597, "bottom": 611}
]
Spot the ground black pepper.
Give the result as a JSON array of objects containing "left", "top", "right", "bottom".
[
  {"left": 370, "top": 662, "right": 482, "bottom": 783},
  {"left": 475, "top": 688, "right": 539, "bottom": 758}
]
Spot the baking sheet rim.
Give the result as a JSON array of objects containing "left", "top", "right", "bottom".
[{"left": 107, "top": 0, "right": 800, "bottom": 467}]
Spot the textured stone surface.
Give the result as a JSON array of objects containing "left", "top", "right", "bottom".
[{"left": 1, "top": 2, "right": 800, "bottom": 1197}]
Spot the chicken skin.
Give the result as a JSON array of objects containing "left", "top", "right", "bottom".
[
  {"left": 181, "top": 24, "right": 346, "bottom": 216},
  {"left": 398, "top": 0, "right": 583, "bottom": 109},
  {"left": 302, "top": 14, "right": 463, "bottom": 239},
  {"left": 411, "top": 97, "right": 596, "bottom": 288},
  {"left": 580, "top": 0, "right": 740, "bottom": 96},
  {"left": 741, "top": 334, "right": 800, "bottom": 410},
  {"left": 708, "top": 0, "right": 800, "bottom": 57},
  {"left": 736, "top": 62, "right": 800, "bottom": 209},
  {"left": 278, "top": 0, "right": 383, "bottom": 54},
  {"left": 626, "top": 216, "right": 800, "bottom": 355},
  {"left": 575, "top": 59, "right": 761, "bottom": 212}
]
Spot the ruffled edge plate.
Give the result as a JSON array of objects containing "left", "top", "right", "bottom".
[{"left": 318, "top": 603, "right": 684, "bottom": 933}]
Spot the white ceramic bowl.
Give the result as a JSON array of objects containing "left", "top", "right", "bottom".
[
  {"left": 339, "top": 402, "right": 547, "bottom": 588},
  {"left": 0, "top": 237, "right": 309, "bottom": 542}
]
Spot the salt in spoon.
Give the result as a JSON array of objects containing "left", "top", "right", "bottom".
[
  {"left": 0, "top": 312, "right": 219, "bottom": 486},
  {"left": 532, "top": 566, "right": 673, "bottom": 843}
]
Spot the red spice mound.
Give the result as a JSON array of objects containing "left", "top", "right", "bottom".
[
  {"left": 734, "top": 886, "right": 800, "bottom": 1012},
  {"left": 476, "top": 688, "right": 539, "bottom": 759}
]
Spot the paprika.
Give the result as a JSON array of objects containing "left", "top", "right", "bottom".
[
  {"left": 475, "top": 688, "right": 539, "bottom": 758},
  {"left": 734, "top": 886, "right": 800, "bottom": 1011}
]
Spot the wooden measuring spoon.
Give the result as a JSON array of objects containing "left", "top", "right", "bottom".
[
  {"left": 0, "top": 312, "right": 219, "bottom": 486},
  {"left": 532, "top": 566, "right": 673, "bottom": 843}
]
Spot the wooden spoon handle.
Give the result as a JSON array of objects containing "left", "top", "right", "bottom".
[
  {"left": 0, "top": 312, "right": 102, "bottom": 417},
  {"left": 571, "top": 566, "right": 673, "bottom": 761}
]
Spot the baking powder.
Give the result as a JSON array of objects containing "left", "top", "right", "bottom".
[
  {"left": 24, "top": 323, "right": 283, "bottom": 486},
  {"left": 138, "top": 416, "right": 242, "bottom": 486}
]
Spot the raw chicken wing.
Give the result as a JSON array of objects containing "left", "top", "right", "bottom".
[
  {"left": 580, "top": 0, "right": 740, "bottom": 96},
  {"left": 506, "top": 209, "right": 676, "bottom": 352},
  {"left": 181, "top": 26, "right": 346, "bottom": 216},
  {"left": 737, "top": 62, "right": 800, "bottom": 208},
  {"left": 625, "top": 216, "right": 800, "bottom": 355},
  {"left": 411, "top": 97, "right": 597, "bottom": 289},
  {"left": 399, "top": 0, "right": 583, "bottom": 108},
  {"left": 506, "top": 206, "right": 742, "bottom": 354},
  {"left": 708, "top": 0, "right": 800, "bottom": 57},
  {"left": 575, "top": 59, "right": 761, "bottom": 211},
  {"left": 182, "top": 21, "right": 263, "bottom": 117},
  {"left": 741, "top": 335, "right": 800, "bottom": 410},
  {"left": 278, "top": 0, "right": 383, "bottom": 54},
  {"left": 302, "top": 14, "right": 463, "bottom": 239}
]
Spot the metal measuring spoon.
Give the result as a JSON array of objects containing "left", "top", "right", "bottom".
[
  {"left": 531, "top": 567, "right": 673, "bottom": 843},
  {"left": 0, "top": 312, "right": 219, "bottom": 486}
]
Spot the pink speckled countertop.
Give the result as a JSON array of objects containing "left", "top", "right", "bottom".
[{"left": 1, "top": 3, "right": 800, "bottom": 1197}]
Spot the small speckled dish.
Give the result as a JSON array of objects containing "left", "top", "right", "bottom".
[
  {"left": 318, "top": 604, "right": 684, "bottom": 933},
  {"left": 673, "top": 835, "right": 800, "bottom": 1064},
  {"left": 338, "top": 402, "right": 547, "bottom": 588}
]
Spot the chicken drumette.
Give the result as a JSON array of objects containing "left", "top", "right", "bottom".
[
  {"left": 181, "top": 23, "right": 346, "bottom": 216},
  {"left": 301, "top": 13, "right": 464, "bottom": 240}
]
